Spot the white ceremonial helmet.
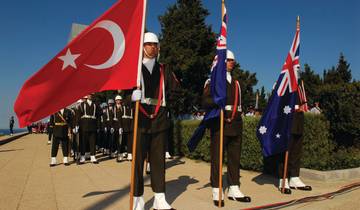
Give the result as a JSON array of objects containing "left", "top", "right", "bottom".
[
  {"left": 144, "top": 32, "right": 159, "bottom": 44},
  {"left": 115, "top": 95, "right": 122, "bottom": 101},
  {"left": 108, "top": 99, "right": 115, "bottom": 104},
  {"left": 227, "top": 50, "right": 235, "bottom": 60}
]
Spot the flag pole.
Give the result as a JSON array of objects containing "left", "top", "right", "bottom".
[
  {"left": 301, "top": 80, "right": 308, "bottom": 111},
  {"left": 281, "top": 151, "right": 289, "bottom": 193},
  {"left": 281, "top": 15, "right": 300, "bottom": 194},
  {"left": 218, "top": 0, "right": 225, "bottom": 207},
  {"left": 130, "top": 1, "right": 148, "bottom": 209}
]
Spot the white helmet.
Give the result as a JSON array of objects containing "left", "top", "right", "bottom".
[
  {"left": 115, "top": 95, "right": 122, "bottom": 101},
  {"left": 108, "top": 99, "right": 115, "bottom": 104},
  {"left": 227, "top": 50, "right": 235, "bottom": 60},
  {"left": 144, "top": 32, "right": 159, "bottom": 44}
]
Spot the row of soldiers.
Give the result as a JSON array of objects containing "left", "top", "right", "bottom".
[{"left": 48, "top": 93, "right": 135, "bottom": 166}]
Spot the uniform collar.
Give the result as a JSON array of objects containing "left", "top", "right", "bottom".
[
  {"left": 143, "top": 58, "right": 156, "bottom": 74},
  {"left": 226, "top": 72, "right": 232, "bottom": 84}
]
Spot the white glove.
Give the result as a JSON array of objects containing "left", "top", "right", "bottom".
[
  {"left": 119, "top": 128, "right": 123, "bottom": 134},
  {"left": 104, "top": 127, "right": 107, "bottom": 132},
  {"left": 110, "top": 128, "right": 115, "bottom": 134},
  {"left": 132, "top": 89, "right": 142, "bottom": 101},
  {"left": 72, "top": 126, "right": 79, "bottom": 134}
]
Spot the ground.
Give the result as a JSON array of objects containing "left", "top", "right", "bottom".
[{"left": 0, "top": 134, "right": 359, "bottom": 210}]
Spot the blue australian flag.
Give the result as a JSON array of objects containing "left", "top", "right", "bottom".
[
  {"left": 187, "top": 7, "right": 228, "bottom": 152},
  {"left": 257, "top": 25, "right": 301, "bottom": 157}
]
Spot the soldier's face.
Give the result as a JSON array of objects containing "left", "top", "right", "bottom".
[
  {"left": 144, "top": 42, "right": 159, "bottom": 59},
  {"left": 226, "top": 59, "right": 235, "bottom": 71}
]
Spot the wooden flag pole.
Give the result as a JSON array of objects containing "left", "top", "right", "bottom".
[
  {"left": 281, "top": 151, "right": 289, "bottom": 193},
  {"left": 281, "top": 16, "right": 300, "bottom": 194},
  {"left": 218, "top": 110, "right": 224, "bottom": 207},
  {"left": 218, "top": 0, "right": 225, "bottom": 207},
  {"left": 130, "top": 100, "right": 140, "bottom": 210},
  {"left": 130, "top": 1, "right": 148, "bottom": 209}
]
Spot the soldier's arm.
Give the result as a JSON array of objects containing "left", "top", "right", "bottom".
[{"left": 201, "top": 81, "right": 217, "bottom": 109}]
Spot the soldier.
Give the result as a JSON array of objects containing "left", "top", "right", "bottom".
[
  {"left": 120, "top": 92, "right": 134, "bottom": 161},
  {"left": 106, "top": 99, "right": 116, "bottom": 158},
  {"left": 202, "top": 50, "right": 251, "bottom": 207},
  {"left": 49, "top": 108, "right": 72, "bottom": 167},
  {"left": 278, "top": 97, "right": 312, "bottom": 194},
  {"left": 131, "top": 32, "right": 179, "bottom": 210},
  {"left": 99, "top": 102, "right": 108, "bottom": 155},
  {"left": 113, "top": 95, "right": 125, "bottom": 162},
  {"left": 47, "top": 119, "right": 53, "bottom": 144},
  {"left": 78, "top": 94, "right": 100, "bottom": 164}
]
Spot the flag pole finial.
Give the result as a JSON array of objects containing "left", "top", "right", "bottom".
[{"left": 296, "top": 16, "right": 300, "bottom": 31}]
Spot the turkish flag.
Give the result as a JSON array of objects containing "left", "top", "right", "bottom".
[{"left": 14, "top": 0, "right": 146, "bottom": 127}]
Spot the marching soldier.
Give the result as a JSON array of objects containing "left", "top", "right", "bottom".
[
  {"left": 131, "top": 32, "right": 179, "bottom": 210},
  {"left": 78, "top": 94, "right": 100, "bottom": 164},
  {"left": 278, "top": 94, "right": 312, "bottom": 194},
  {"left": 202, "top": 50, "right": 251, "bottom": 206},
  {"left": 49, "top": 108, "right": 72, "bottom": 167}
]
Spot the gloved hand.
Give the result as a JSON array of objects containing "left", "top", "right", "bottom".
[
  {"left": 72, "top": 126, "right": 79, "bottom": 134},
  {"left": 104, "top": 127, "right": 107, "bottom": 133},
  {"left": 110, "top": 127, "right": 115, "bottom": 134},
  {"left": 131, "top": 89, "right": 142, "bottom": 101},
  {"left": 119, "top": 128, "right": 123, "bottom": 134}
]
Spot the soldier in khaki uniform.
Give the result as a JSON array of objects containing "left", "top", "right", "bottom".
[
  {"left": 278, "top": 96, "right": 312, "bottom": 194},
  {"left": 202, "top": 50, "right": 251, "bottom": 207}
]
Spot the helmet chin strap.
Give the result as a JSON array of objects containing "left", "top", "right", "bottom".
[{"left": 143, "top": 48, "right": 157, "bottom": 59}]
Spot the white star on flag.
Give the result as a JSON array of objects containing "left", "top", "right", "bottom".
[
  {"left": 58, "top": 49, "right": 81, "bottom": 70},
  {"left": 259, "top": 126, "right": 267, "bottom": 135},
  {"left": 276, "top": 133, "right": 281, "bottom": 139},
  {"left": 283, "top": 105, "right": 292, "bottom": 115}
]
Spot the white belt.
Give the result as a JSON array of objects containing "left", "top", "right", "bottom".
[
  {"left": 141, "top": 98, "right": 165, "bottom": 107},
  {"left": 224, "top": 105, "right": 242, "bottom": 112},
  {"left": 122, "top": 116, "right": 133, "bottom": 119},
  {"left": 81, "top": 115, "right": 96, "bottom": 119}
]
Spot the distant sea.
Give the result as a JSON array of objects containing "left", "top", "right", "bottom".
[{"left": 0, "top": 129, "right": 27, "bottom": 135}]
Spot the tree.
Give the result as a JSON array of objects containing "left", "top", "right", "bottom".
[
  {"left": 300, "top": 64, "right": 322, "bottom": 105},
  {"left": 159, "top": 0, "right": 216, "bottom": 115},
  {"left": 232, "top": 63, "right": 258, "bottom": 111},
  {"left": 319, "top": 82, "right": 360, "bottom": 148},
  {"left": 255, "top": 86, "right": 267, "bottom": 112},
  {"left": 323, "top": 53, "right": 352, "bottom": 84}
]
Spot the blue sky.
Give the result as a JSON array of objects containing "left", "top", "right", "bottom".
[{"left": 0, "top": 0, "right": 359, "bottom": 128}]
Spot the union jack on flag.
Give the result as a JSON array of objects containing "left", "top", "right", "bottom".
[
  {"left": 256, "top": 18, "right": 301, "bottom": 157},
  {"left": 277, "top": 23, "right": 300, "bottom": 96}
]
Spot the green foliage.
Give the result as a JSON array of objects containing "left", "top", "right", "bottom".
[
  {"left": 172, "top": 114, "right": 359, "bottom": 171},
  {"left": 323, "top": 53, "right": 352, "bottom": 84},
  {"left": 302, "top": 113, "right": 333, "bottom": 170},
  {"left": 255, "top": 86, "right": 267, "bottom": 112},
  {"left": 300, "top": 64, "right": 322, "bottom": 105},
  {"left": 319, "top": 82, "right": 360, "bottom": 148},
  {"left": 232, "top": 64, "right": 258, "bottom": 111},
  {"left": 159, "top": 0, "right": 216, "bottom": 114}
]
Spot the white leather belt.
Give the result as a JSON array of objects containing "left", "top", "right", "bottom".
[
  {"left": 224, "top": 105, "right": 242, "bottom": 112},
  {"left": 141, "top": 98, "right": 165, "bottom": 107}
]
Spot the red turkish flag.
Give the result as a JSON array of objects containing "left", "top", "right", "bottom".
[{"left": 14, "top": 0, "right": 146, "bottom": 127}]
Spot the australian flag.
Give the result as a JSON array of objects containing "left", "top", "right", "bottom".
[
  {"left": 187, "top": 6, "right": 228, "bottom": 152},
  {"left": 257, "top": 20, "right": 301, "bottom": 157}
]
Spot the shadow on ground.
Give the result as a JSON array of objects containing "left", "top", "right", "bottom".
[{"left": 83, "top": 157, "right": 187, "bottom": 210}]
